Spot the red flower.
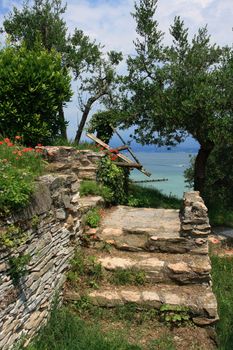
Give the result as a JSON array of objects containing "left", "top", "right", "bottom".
[
  {"left": 0, "top": 142, "right": 3, "bottom": 145},
  {"left": 110, "top": 148, "right": 119, "bottom": 154},
  {"left": 15, "top": 136, "right": 22, "bottom": 140},
  {"left": 7, "top": 142, "right": 14, "bottom": 147},
  {"left": 4, "top": 138, "right": 10, "bottom": 143},
  {"left": 35, "top": 149, "right": 42, "bottom": 153},
  {"left": 22, "top": 147, "right": 33, "bottom": 152},
  {"left": 37, "top": 144, "right": 42, "bottom": 147}
]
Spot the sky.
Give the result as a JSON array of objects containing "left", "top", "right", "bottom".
[{"left": 0, "top": 0, "right": 233, "bottom": 146}]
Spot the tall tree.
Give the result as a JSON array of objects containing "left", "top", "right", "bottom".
[
  {"left": 124, "top": 0, "right": 232, "bottom": 193},
  {"left": 2, "top": 0, "right": 114, "bottom": 142},
  {"left": 74, "top": 50, "right": 123, "bottom": 143}
]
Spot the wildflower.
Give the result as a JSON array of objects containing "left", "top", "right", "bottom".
[
  {"left": 12, "top": 150, "right": 18, "bottom": 155},
  {"left": 22, "top": 147, "right": 33, "bottom": 152},
  {"left": 17, "top": 151, "right": 22, "bottom": 157},
  {"left": 35, "top": 149, "right": 42, "bottom": 153},
  {"left": 7, "top": 142, "right": 14, "bottom": 147},
  {"left": 37, "top": 144, "right": 42, "bottom": 147},
  {"left": 0, "top": 142, "right": 3, "bottom": 145},
  {"left": 15, "top": 136, "right": 21, "bottom": 140},
  {"left": 109, "top": 148, "right": 119, "bottom": 154}
]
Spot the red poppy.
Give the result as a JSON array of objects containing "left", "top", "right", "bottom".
[
  {"left": 37, "top": 144, "right": 42, "bottom": 147},
  {"left": 15, "top": 136, "right": 21, "bottom": 140},
  {"left": 4, "top": 138, "right": 10, "bottom": 143},
  {"left": 0, "top": 142, "right": 3, "bottom": 145}
]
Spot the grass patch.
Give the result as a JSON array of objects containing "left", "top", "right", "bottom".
[
  {"left": 66, "top": 250, "right": 103, "bottom": 289},
  {"left": 127, "top": 184, "right": 181, "bottom": 209},
  {"left": 211, "top": 254, "right": 233, "bottom": 349},
  {"left": 80, "top": 180, "right": 113, "bottom": 204},
  {"left": 23, "top": 307, "right": 141, "bottom": 350},
  {"left": 110, "top": 268, "right": 146, "bottom": 286}
]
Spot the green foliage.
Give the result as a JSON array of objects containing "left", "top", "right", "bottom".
[
  {"left": 123, "top": 0, "right": 233, "bottom": 192},
  {"left": 8, "top": 253, "right": 31, "bottom": 285},
  {"left": 68, "top": 250, "right": 102, "bottom": 288},
  {"left": 184, "top": 146, "right": 233, "bottom": 226},
  {"left": 88, "top": 110, "right": 121, "bottom": 144},
  {"left": 85, "top": 208, "right": 101, "bottom": 228},
  {"left": 80, "top": 180, "right": 113, "bottom": 204},
  {"left": 0, "top": 45, "right": 72, "bottom": 145},
  {"left": 128, "top": 184, "right": 181, "bottom": 209},
  {"left": 159, "top": 304, "right": 190, "bottom": 327},
  {"left": 184, "top": 155, "right": 195, "bottom": 189},
  {"left": 0, "top": 139, "right": 44, "bottom": 212},
  {"left": 0, "top": 225, "right": 29, "bottom": 249},
  {"left": 211, "top": 255, "right": 233, "bottom": 349},
  {"left": 97, "top": 156, "right": 129, "bottom": 205},
  {"left": 111, "top": 269, "right": 146, "bottom": 286},
  {"left": 23, "top": 306, "right": 141, "bottom": 350}
]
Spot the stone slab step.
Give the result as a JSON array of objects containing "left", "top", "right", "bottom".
[
  {"left": 98, "top": 206, "right": 208, "bottom": 255},
  {"left": 64, "top": 284, "right": 218, "bottom": 327},
  {"left": 96, "top": 250, "right": 211, "bottom": 285},
  {"left": 79, "top": 196, "right": 104, "bottom": 213},
  {"left": 98, "top": 227, "right": 208, "bottom": 255}
]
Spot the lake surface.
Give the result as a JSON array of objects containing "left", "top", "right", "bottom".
[{"left": 130, "top": 152, "right": 196, "bottom": 198}]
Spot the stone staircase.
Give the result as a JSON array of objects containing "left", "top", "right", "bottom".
[{"left": 64, "top": 192, "right": 218, "bottom": 334}]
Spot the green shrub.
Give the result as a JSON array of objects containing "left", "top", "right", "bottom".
[
  {"left": 85, "top": 208, "right": 101, "bottom": 228},
  {"left": 0, "top": 138, "right": 45, "bottom": 212},
  {"left": 0, "top": 45, "right": 72, "bottom": 146},
  {"left": 8, "top": 253, "right": 31, "bottom": 285},
  {"left": 97, "top": 156, "right": 129, "bottom": 205}
]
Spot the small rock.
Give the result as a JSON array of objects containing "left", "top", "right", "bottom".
[{"left": 55, "top": 209, "right": 66, "bottom": 220}]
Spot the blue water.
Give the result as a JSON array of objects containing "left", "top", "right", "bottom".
[{"left": 130, "top": 152, "right": 196, "bottom": 199}]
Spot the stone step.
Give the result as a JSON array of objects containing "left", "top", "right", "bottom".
[
  {"left": 98, "top": 206, "right": 208, "bottom": 255},
  {"left": 78, "top": 196, "right": 104, "bottom": 213},
  {"left": 64, "top": 284, "right": 218, "bottom": 327},
  {"left": 98, "top": 227, "right": 208, "bottom": 255},
  {"left": 95, "top": 250, "right": 211, "bottom": 285}
]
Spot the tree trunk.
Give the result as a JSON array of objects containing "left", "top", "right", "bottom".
[
  {"left": 75, "top": 101, "right": 93, "bottom": 144},
  {"left": 194, "top": 141, "right": 214, "bottom": 194},
  {"left": 75, "top": 85, "right": 108, "bottom": 144},
  {"left": 58, "top": 103, "right": 68, "bottom": 140}
]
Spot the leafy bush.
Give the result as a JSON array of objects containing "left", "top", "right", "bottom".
[
  {"left": 0, "top": 45, "right": 72, "bottom": 145},
  {"left": 97, "top": 156, "right": 129, "bottom": 205},
  {"left": 80, "top": 180, "right": 113, "bottom": 204},
  {"left": 0, "top": 137, "right": 44, "bottom": 212},
  {"left": 85, "top": 208, "right": 101, "bottom": 228}
]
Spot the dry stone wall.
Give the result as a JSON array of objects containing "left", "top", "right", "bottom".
[
  {"left": 41, "top": 146, "right": 104, "bottom": 180},
  {"left": 0, "top": 171, "right": 84, "bottom": 349}
]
